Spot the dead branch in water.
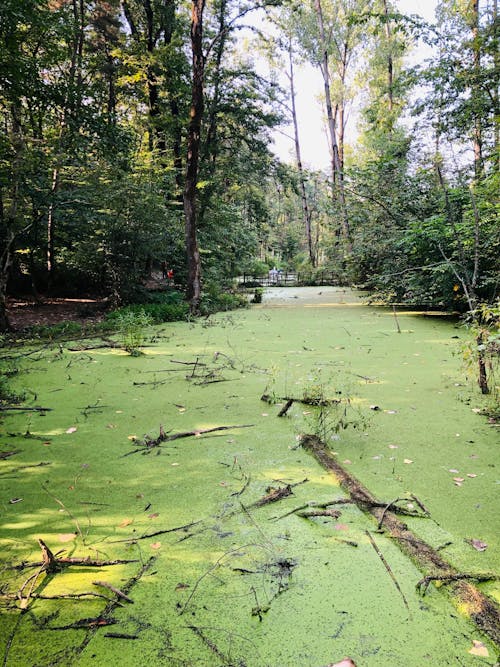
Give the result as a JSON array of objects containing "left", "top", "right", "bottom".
[
  {"left": 366, "top": 530, "right": 410, "bottom": 615},
  {"left": 123, "top": 424, "right": 254, "bottom": 456},
  {"left": 261, "top": 393, "right": 341, "bottom": 407},
  {"left": 300, "top": 434, "right": 500, "bottom": 645},
  {"left": 416, "top": 572, "right": 499, "bottom": 596}
]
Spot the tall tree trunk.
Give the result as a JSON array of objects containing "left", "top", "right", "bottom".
[
  {"left": 313, "top": 0, "right": 352, "bottom": 253},
  {"left": 288, "top": 40, "right": 315, "bottom": 266},
  {"left": 382, "top": 0, "right": 394, "bottom": 117},
  {"left": 183, "top": 0, "right": 205, "bottom": 311},
  {"left": 471, "top": 0, "right": 483, "bottom": 179}
]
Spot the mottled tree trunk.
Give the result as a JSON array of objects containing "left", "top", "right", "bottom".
[
  {"left": 313, "top": 0, "right": 352, "bottom": 253},
  {"left": 288, "top": 40, "right": 315, "bottom": 266}
]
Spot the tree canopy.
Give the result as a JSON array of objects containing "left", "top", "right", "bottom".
[{"left": 0, "top": 0, "right": 498, "bottom": 329}]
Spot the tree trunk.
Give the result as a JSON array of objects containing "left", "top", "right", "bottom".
[
  {"left": 288, "top": 40, "right": 315, "bottom": 266},
  {"left": 183, "top": 0, "right": 205, "bottom": 312},
  {"left": 382, "top": 0, "right": 394, "bottom": 117},
  {"left": 471, "top": 0, "right": 483, "bottom": 179},
  {"left": 313, "top": 0, "right": 352, "bottom": 253}
]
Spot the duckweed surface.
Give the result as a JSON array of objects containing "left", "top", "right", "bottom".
[{"left": 1, "top": 287, "right": 498, "bottom": 666}]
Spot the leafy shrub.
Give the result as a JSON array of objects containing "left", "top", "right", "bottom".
[
  {"left": 105, "top": 300, "right": 189, "bottom": 325},
  {"left": 29, "top": 321, "right": 84, "bottom": 339},
  {"left": 199, "top": 289, "right": 248, "bottom": 316},
  {"left": 114, "top": 310, "right": 152, "bottom": 355}
]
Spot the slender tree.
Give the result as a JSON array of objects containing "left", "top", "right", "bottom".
[{"left": 183, "top": 0, "right": 205, "bottom": 310}]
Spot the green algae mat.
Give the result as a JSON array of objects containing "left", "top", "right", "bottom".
[{"left": 1, "top": 287, "right": 498, "bottom": 666}]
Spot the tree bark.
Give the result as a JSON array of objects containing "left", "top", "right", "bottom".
[
  {"left": 183, "top": 0, "right": 205, "bottom": 311},
  {"left": 288, "top": 39, "right": 315, "bottom": 266},
  {"left": 313, "top": 0, "right": 352, "bottom": 253}
]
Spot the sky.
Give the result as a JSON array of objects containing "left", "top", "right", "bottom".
[{"left": 270, "top": 0, "right": 438, "bottom": 170}]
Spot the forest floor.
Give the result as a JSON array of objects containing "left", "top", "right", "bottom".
[
  {"left": 0, "top": 287, "right": 498, "bottom": 666},
  {"left": 6, "top": 296, "right": 108, "bottom": 330}
]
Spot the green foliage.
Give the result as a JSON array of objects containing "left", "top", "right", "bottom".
[
  {"left": 113, "top": 309, "right": 152, "bottom": 355},
  {"left": 28, "top": 321, "right": 84, "bottom": 340},
  {"left": 198, "top": 285, "right": 249, "bottom": 316},
  {"left": 105, "top": 300, "right": 189, "bottom": 326},
  {"left": 0, "top": 373, "right": 25, "bottom": 405}
]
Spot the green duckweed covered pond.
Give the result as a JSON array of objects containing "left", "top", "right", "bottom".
[{"left": 1, "top": 287, "right": 498, "bottom": 666}]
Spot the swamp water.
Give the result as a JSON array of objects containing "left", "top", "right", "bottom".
[{"left": 0, "top": 287, "right": 498, "bottom": 666}]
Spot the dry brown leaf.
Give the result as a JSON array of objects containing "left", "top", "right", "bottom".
[
  {"left": 467, "top": 473, "right": 477, "bottom": 478},
  {"left": 175, "top": 582, "right": 190, "bottom": 591},
  {"left": 150, "top": 542, "right": 161, "bottom": 550},
  {"left": 468, "top": 640, "right": 489, "bottom": 657},
  {"left": 470, "top": 539, "right": 488, "bottom": 552},
  {"left": 453, "top": 477, "right": 465, "bottom": 483},
  {"left": 326, "top": 658, "right": 357, "bottom": 667},
  {"left": 119, "top": 518, "right": 133, "bottom": 528},
  {"left": 148, "top": 513, "right": 159, "bottom": 519}
]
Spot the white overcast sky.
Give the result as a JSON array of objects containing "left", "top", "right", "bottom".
[{"left": 270, "top": 0, "right": 438, "bottom": 170}]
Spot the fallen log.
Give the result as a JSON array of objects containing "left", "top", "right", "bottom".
[{"left": 300, "top": 434, "right": 500, "bottom": 646}]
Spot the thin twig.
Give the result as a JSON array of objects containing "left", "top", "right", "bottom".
[{"left": 366, "top": 530, "right": 410, "bottom": 614}]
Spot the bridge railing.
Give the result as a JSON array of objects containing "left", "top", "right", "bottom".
[{"left": 236, "top": 271, "right": 339, "bottom": 287}]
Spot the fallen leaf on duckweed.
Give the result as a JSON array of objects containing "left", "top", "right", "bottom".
[
  {"left": 343, "top": 460, "right": 352, "bottom": 465},
  {"left": 106, "top": 423, "right": 117, "bottom": 429},
  {"left": 148, "top": 513, "right": 159, "bottom": 519},
  {"left": 469, "top": 539, "right": 488, "bottom": 552},
  {"left": 468, "top": 640, "right": 489, "bottom": 657},
  {"left": 58, "top": 533, "right": 76, "bottom": 542},
  {"left": 334, "top": 524, "right": 349, "bottom": 531},
  {"left": 467, "top": 473, "right": 477, "bottom": 478},
  {"left": 127, "top": 435, "right": 137, "bottom": 441},
  {"left": 326, "top": 658, "right": 357, "bottom": 667},
  {"left": 403, "top": 459, "right": 413, "bottom": 464},
  {"left": 119, "top": 518, "right": 133, "bottom": 528},
  {"left": 175, "top": 582, "right": 189, "bottom": 591},
  {"left": 385, "top": 410, "right": 397, "bottom": 414},
  {"left": 9, "top": 498, "right": 23, "bottom": 504},
  {"left": 150, "top": 542, "right": 161, "bottom": 550},
  {"left": 261, "top": 413, "right": 269, "bottom": 417},
  {"left": 388, "top": 444, "right": 398, "bottom": 449},
  {"left": 449, "top": 468, "right": 459, "bottom": 473},
  {"left": 453, "top": 477, "right": 465, "bottom": 483},
  {"left": 66, "top": 427, "right": 77, "bottom": 434}
]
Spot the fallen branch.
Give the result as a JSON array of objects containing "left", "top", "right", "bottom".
[
  {"left": 296, "top": 508, "right": 341, "bottom": 519},
  {"left": 277, "top": 399, "right": 294, "bottom": 417},
  {"left": 416, "top": 572, "right": 499, "bottom": 596},
  {"left": 251, "top": 484, "right": 293, "bottom": 508},
  {"left": 366, "top": 530, "right": 410, "bottom": 614},
  {"left": 123, "top": 424, "right": 254, "bottom": 456},
  {"left": 92, "top": 581, "right": 134, "bottom": 603},
  {"left": 300, "top": 434, "right": 500, "bottom": 645},
  {"left": 261, "top": 393, "right": 340, "bottom": 407},
  {"left": 0, "top": 450, "right": 21, "bottom": 460},
  {"left": 109, "top": 519, "right": 203, "bottom": 543},
  {"left": 49, "top": 617, "right": 118, "bottom": 631},
  {"left": 188, "top": 625, "right": 229, "bottom": 662},
  {"left": 0, "top": 405, "right": 52, "bottom": 412}
]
